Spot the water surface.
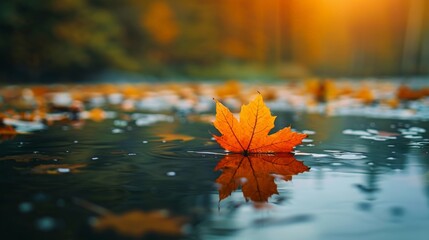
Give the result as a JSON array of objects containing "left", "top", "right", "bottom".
[{"left": 1, "top": 108, "right": 428, "bottom": 240}]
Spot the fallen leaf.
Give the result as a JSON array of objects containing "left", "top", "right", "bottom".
[
  {"left": 31, "top": 163, "right": 87, "bottom": 174},
  {"left": 157, "top": 133, "right": 194, "bottom": 141},
  {"left": 89, "top": 108, "right": 106, "bottom": 122},
  {"left": 215, "top": 80, "right": 241, "bottom": 98},
  {"left": 0, "top": 125, "right": 17, "bottom": 141},
  {"left": 397, "top": 84, "right": 429, "bottom": 100},
  {"left": 187, "top": 114, "right": 215, "bottom": 123},
  {"left": 354, "top": 85, "right": 374, "bottom": 104},
  {"left": 382, "top": 98, "right": 399, "bottom": 108},
  {"left": 94, "top": 210, "right": 185, "bottom": 237},
  {"left": 215, "top": 154, "right": 309, "bottom": 203},
  {"left": 0, "top": 153, "right": 64, "bottom": 163},
  {"left": 213, "top": 94, "right": 306, "bottom": 154}
]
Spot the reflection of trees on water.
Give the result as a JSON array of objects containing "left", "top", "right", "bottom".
[
  {"left": 293, "top": 114, "right": 425, "bottom": 205},
  {"left": 415, "top": 147, "right": 429, "bottom": 207},
  {"left": 351, "top": 133, "right": 409, "bottom": 203}
]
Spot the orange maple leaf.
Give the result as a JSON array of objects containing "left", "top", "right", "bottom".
[
  {"left": 215, "top": 153, "right": 309, "bottom": 203},
  {"left": 213, "top": 94, "right": 306, "bottom": 154}
]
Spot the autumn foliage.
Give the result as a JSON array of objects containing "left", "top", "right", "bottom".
[{"left": 213, "top": 94, "right": 306, "bottom": 154}]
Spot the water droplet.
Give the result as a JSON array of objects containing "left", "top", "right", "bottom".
[
  {"left": 162, "top": 140, "right": 167, "bottom": 143},
  {"left": 112, "top": 128, "right": 123, "bottom": 134},
  {"left": 366, "top": 129, "right": 379, "bottom": 134},
  {"left": 387, "top": 157, "right": 396, "bottom": 160},
  {"left": 73, "top": 140, "right": 78, "bottom": 143},
  {"left": 128, "top": 153, "right": 136, "bottom": 156},
  {"left": 404, "top": 135, "right": 422, "bottom": 139},
  {"left": 19, "top": 202, "right": 33, "bottom": 213},
  {"left": 113, "top": 120, "right": 128, "bottom": 127},
  {"left": 312, "top": 153, "right": 329, "bottom": 158},
  {"left": 91, "top": 157, "right": 99, "bottom": 160},
  {"left": 166, "top": 171, "right": 176, "bottom": 176},
  {"left": 302, "top": 130, "right": 316, "bottom": 135},
  {"left": 342, "top": 129, "right": 371, "bottom": 136},
  {"left": 360, "top": 136, "right": 387, "bottom": 141},
  {"left": 409, "top": 127, "right": 426, "bottom": 133},
  {"left": 324, "top": 150, "right": 341, "bottom": 153},
  {"left": 35, "top": 217, "right": 56, "bottom": 232},
  {"left": 142, "top": 140, "right": 148, "bottom": 144},
  {"left": 302, "top": 139, "right": 313, "bottom": 143},
  {"left": 334, "top": 153, "right": 367, "bottom": 160},
  {"left": 57, "top": 168, "right": 70, "bottom": 173}
]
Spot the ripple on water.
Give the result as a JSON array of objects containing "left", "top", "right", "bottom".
[
  {"left": 342, "top": 129, "right": 371, "bottom": 136},
  {"left": 333, "top": 153, "right": 367, "bottom": 160},
  {"left": 302, "top": 130, "right": 316, "bottom": 135}
]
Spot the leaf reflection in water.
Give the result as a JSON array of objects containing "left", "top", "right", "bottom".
[{"left": 215, "top": 153, "right": 309, "bottom": 204}]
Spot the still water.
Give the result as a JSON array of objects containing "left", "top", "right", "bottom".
[{"left": 1, "top": 111, "right": 428, "bottom": 240}]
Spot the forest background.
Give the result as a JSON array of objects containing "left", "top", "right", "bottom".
[{"left": 1, "top": 0, "right": 428, "bottom": 82}]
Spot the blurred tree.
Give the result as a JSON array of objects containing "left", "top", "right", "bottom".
[
  {"left": 141, "top": 1, "right": 178, "bottom": 45},
  {"left": 0, "top": 0, "right": 140, "bottom": 80},
  {"left": 0, "top": 0, "right": 428, "bottom": 81}
]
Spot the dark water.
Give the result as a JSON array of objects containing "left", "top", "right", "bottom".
[{"left": 1, "top": 111, "right": 428, "bottom": 240}]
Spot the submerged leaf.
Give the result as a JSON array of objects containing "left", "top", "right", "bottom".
[
  {"left": 0, "top": 153, "right": 64, "bottom": 163},
  {"left": 31, "top": 163, "right": 87, "bottom": 174},
  {"left": 213, "top": 94, "right": 306, "bottom": 154},
  {"left": 157, "top": 133, "right": 194, "bottom": 141},
  {"left": 94, "top": 210, "right": 185, "bottom": 237}
]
